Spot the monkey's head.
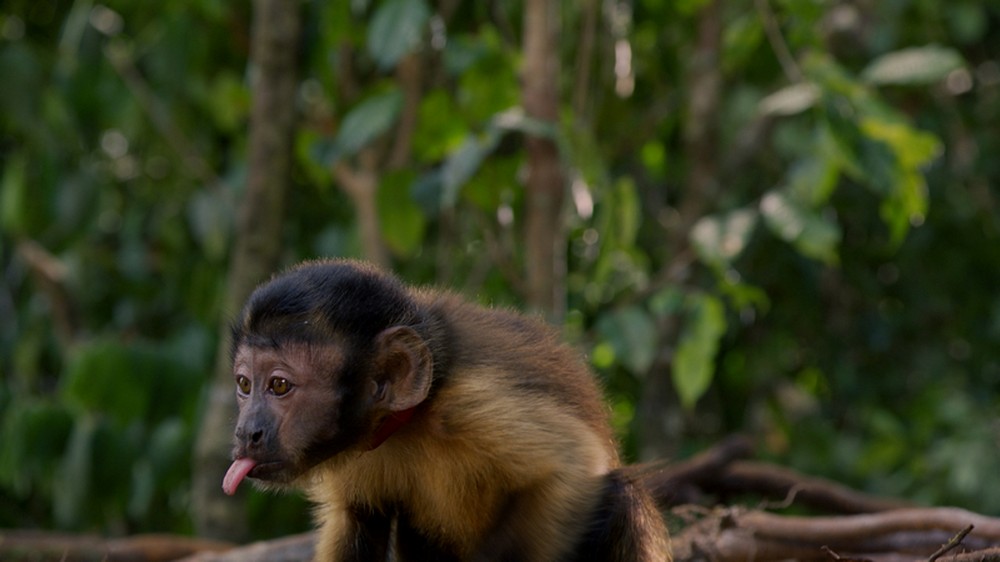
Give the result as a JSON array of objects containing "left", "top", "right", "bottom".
[{"left": 222, "top": 260, "right": 433, "bottom": 495}]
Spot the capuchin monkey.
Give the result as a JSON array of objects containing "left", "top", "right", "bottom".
[{"left": 223, "top": 259, "right": 671, "bottom": 561}]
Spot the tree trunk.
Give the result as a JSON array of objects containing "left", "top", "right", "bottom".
[
  {"left": 191, "top": 0, "right": 301, "bottom": 540},
  {"left": 522, "top": 0, "right": 565, "bottom": 321}
]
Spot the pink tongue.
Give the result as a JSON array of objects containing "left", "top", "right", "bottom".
[{"left": 223, "top": 458, "right": 257, "bottom": 496}]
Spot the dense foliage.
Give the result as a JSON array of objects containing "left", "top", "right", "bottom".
[{"left": 1, "top": 0, "right": 999, "bottom": 538}]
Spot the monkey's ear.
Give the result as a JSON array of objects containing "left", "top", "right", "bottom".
[{"left": 373, "top": 326, "right": 433, "bottom": 412}]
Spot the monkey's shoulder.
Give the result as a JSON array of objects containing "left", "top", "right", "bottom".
[{"left": 415, "top": 291, "right": 617, "bottom": 454}]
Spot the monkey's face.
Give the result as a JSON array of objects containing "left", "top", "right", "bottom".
[
  {"left": 222, "top": 325, "right": 434, "bottom": 496},
  {"left": 223, "top": 342, "right": 374, "bottom": 495}
]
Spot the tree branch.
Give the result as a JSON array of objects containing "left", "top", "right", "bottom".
[
  {"left": 522, "top": 0, "right": 565, "bottom": 320},
  {"left": 333, "top": 152, "right": 390, "bottom": 268},
  {"left": 712, "top": 461, "right": 914, "bottom": 514},
  {"left": 674, "top": 508, "right": 1000, "bottom": 561}
]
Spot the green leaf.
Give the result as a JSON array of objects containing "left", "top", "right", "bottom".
[
  {"left": 859, "top": 117, "right": 938, "bottom": 244},
  {"left": 859, "top": 117, "right": 941, "bottom": 169},
  {"left": 205, "top": 71, "right": 250, "bottom": 133},
  {"left": 413, "top": 89, "right": 467, "bottom": 161},
  {"left": 673, "top": 294, "right": 726, "bottom": 409},
  {"left": 690, "top": 208, "right": 758, "bottom": 270},
  {"left": 187, "top": 188, "right": 233, "bottom": 262},
  {"left": 880, "top": 171, "right": 928, "bottom": 246},
  {"left": 62, "top": 340, "right": 202, "bottom": 426},
  {"left": 861, "top": 45, "right": 965, "bottom": 86},
  {"left": 648, "top": 286, "right": 685, "bottom": 317},
  {"left": 758, "top": 83, "right": 820, "bottom": 117},
  {"left": 367, "top": 0, "right": 430, "bottom": 70},
  {"left": 0, "top": 399, "right": 73, "bottom": 496},
  {"left": 54, "top": 415, "right": 97, "bottom": 529},
  {"left": 0, "top": 153, "right": 29, "bottom": 235},
  {"left": 377, "top": 170, "right": 426, "bottom": 257},
  {"left": 596, "top": 306, "right": 658, "bottom": 375},
  {"left": 760, "top": 190, "right": 841, "bottom": 265},
  {"left": 333, "top": 89, "right": 402, "bottom": 158},
  {"left": 63, "top": 341, "right": 148, "bottom": 424},
  {"left": 612, "top": 178, "right": 641, "bottom": 249},
  {"left": 440, "top": 131, "right": 501, "bottom": 209},
  {"left": 785, "top": 154, "right": 840, "bottom": 207}
]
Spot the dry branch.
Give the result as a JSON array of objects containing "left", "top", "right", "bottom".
[
  {"left": 631, "top": 434, "right": 754, "bottom": 507},
  {"left": 178, "top": 532, "right": 314, "bottom": 562},
  {"left": 0, "top": 530, "right": 233, "bottom": 562},
  {"left": 712, "top": 460, "right": 914, "bottom": 514},
  {"left": 673, "top": 507, "right": 1000, "bottom": 561}
]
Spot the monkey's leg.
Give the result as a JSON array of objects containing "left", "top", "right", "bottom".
[
  {"left": 470, "top": 475, "right": 604, "bottom": 562},
  {"left": 393, "top": 510, "right": 463, "bottom": 562}
]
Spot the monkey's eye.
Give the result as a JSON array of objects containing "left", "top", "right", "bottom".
[
  {"left": 269, "top": 377, "right": 292, "bottom": 396},
  {"left": 236, "top": 375, "right": 251, "bottom": 395}
]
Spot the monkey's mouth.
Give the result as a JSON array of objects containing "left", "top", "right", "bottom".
[
  {"left": 248, "top": 460, "right": 287, "bottom": 481},
  {"left": 223, "top": 458, "right": 288, "bottom": 495}
]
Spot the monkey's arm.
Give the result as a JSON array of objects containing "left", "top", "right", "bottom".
[
  {"left": 312, "top": 501, "right": 392, "bottom": 562},
  {"left": 448, "top": 386, "right": 612, "bottom": 562}
]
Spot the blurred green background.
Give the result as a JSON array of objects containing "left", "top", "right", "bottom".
[{"left": 2, "top": 0, "right": 999, "bottom": 542}]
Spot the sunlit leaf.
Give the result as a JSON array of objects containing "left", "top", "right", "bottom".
[
  {"left": 861, "top": 45, "right": 964, "bottom": 86},
  {"left": 673, "top": 294, "right": 726, "bottom": 409},
  {"left": 591, "top": 341, "right": 616, "bottom": 370},
  {"left": 367, "top": 0, "right": 430, "bottom": 70},
  {"left": 860, "top": 117, "right": 941, "bottom": 168},
  {"left": 880, "top": 171, "right": 928, "bottom": 246},
  {"left": 690, "top": 208, "right": 758, "bottom": 270},
  {"left": 759, "top": 83, "right": 820, "bottom": 117},
  {"left": 760, "top": 190, "right": 841, "bottom": 264},
  {"left": 859, "top": 117, "right": 938, "bottom": 244}
]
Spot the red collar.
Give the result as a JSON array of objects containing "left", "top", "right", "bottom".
[{"left": 369, "top": 407, "right": 417, "bottom": 450}]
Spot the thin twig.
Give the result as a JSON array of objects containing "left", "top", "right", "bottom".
[
  {"left": 822, "top": 545, "right": 842, "bottom": 561},
  {"left": 103, "top": 41, "right": 220, "bottom": 187},
  {"left": 928, "top": 524, "right": 974, "bottom": 562},
  {"left": 754, "top": 0, "right": 802, "bottom": 82}
]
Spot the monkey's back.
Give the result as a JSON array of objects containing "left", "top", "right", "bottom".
[{"left": 419, "top": 291, "right": 620, "bottom": 461}]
